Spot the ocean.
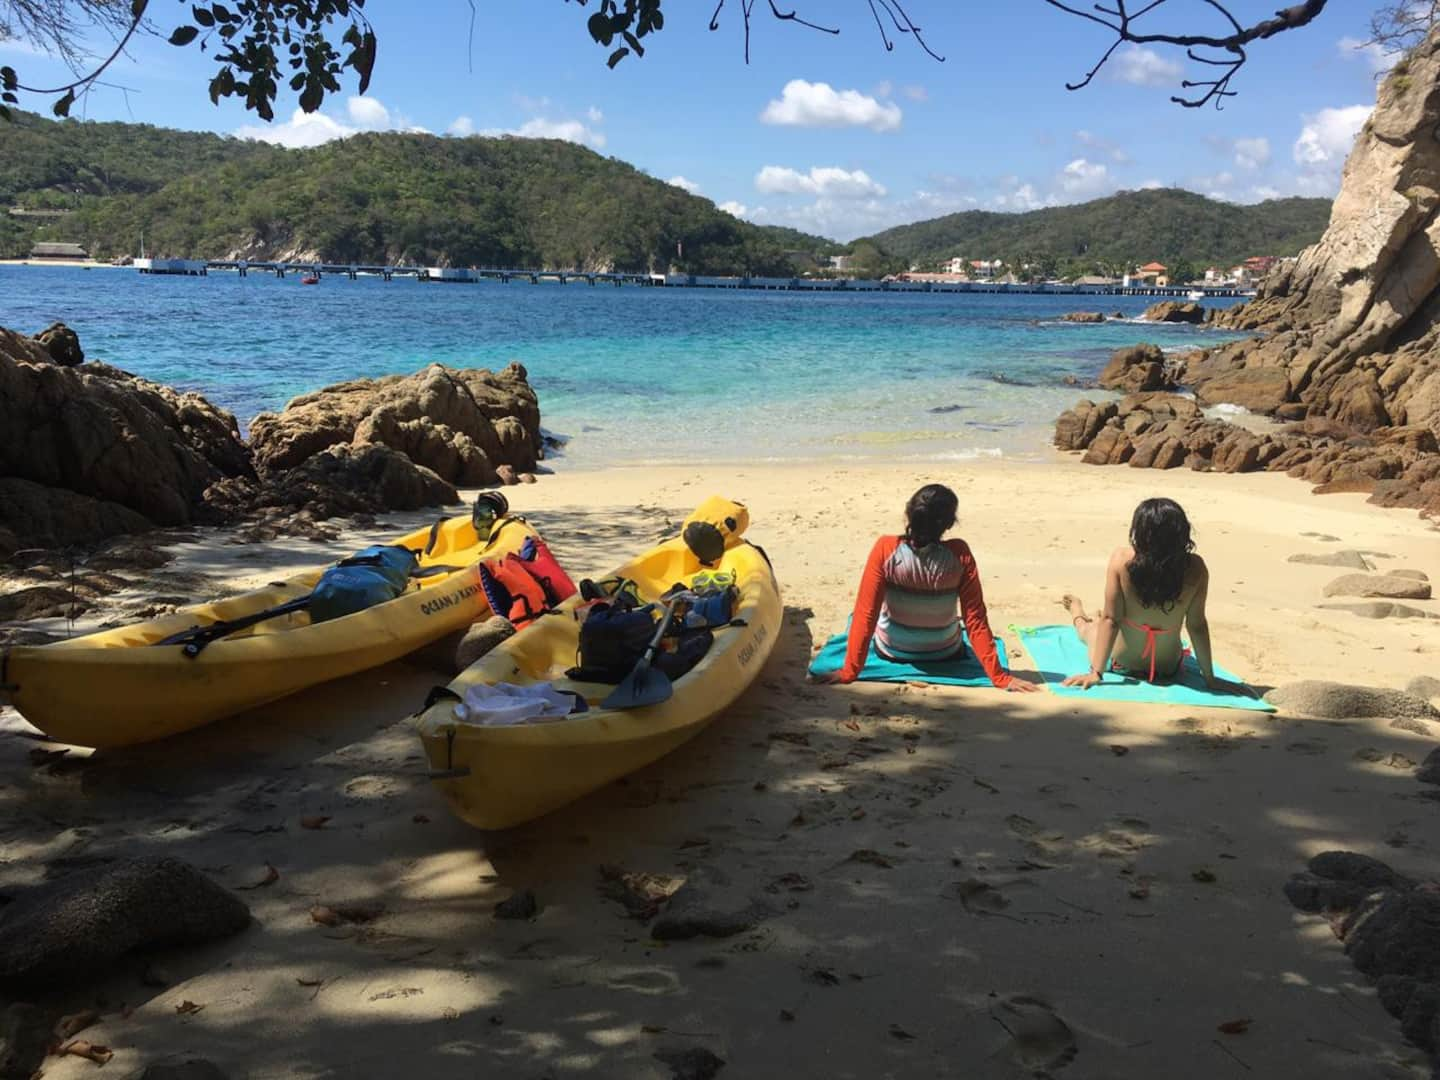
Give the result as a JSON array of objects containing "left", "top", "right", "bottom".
[{"left": 0, "top": 266, "right": 1245, "bottom": 468}]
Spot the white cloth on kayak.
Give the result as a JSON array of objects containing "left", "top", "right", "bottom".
[{"left": 452, "top": 682, "right": 574, "bottom": 726}]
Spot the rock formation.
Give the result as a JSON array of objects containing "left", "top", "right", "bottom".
[
  {"left": 1, "top": 328, "right": 546, "bottom": 556},
  {"left": 1139, "top": 300, "right": 1209, "bottom": 324},
  {"left": 248, "top": 362, "right": 540, "bottom": 487},
  {"left": 0, "top": 334, "right": 254, "bottom": 550},
  {"left": 1055, "top": 32, "right": 1440, "bottom": 525}
]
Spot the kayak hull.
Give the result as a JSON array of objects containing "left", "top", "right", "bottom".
[
  {"left": 417, "top": 502, "right": 781, "bottom": 830},
  {"left": 3, "top": 514, "right": 536, "bottom": 748}
]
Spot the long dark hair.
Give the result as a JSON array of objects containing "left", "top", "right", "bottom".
[
  {"left": 904, "top": 484, "right": 958, "bottom": 548},
  {"left": 1127, "top": 497, "right": 1194, "bottom": 610}
]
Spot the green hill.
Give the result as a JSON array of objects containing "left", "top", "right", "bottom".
[
  {"left": 1, "top": 112, "right": 834, "bottom": 274},
  {"left": 856, "top": 188, "right": 1331, "bottom": 276}
]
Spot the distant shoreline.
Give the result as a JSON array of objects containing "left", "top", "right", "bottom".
[{"left": 0, "top": 259, "right": 126, "bottom": 269}]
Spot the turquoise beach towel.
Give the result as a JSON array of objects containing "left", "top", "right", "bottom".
[
  {"left": 1012, "top": 624, "right": 1275, "bottom": 712},
  {"left": 808, "top": 626, "right": 1008, "bottom": 686}
]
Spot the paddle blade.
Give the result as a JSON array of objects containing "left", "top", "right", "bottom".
[{"left": 602, "top": 660, "right": 674, "bottom": 710}]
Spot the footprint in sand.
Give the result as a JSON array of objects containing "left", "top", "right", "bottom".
[{"left": 990, "top": 994, "right": 1078, "bottom": 1076}]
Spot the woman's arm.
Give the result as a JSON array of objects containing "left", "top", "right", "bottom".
[
  {"left": 1184, "top": 557, "right": 1217, "bottom": 687},
  {"left": 953, "top": 541, "right": 1029, "bottom": 690},
  {"left": 1064, "top": 549, "right": 1125, "bottom": 689},
  {"left": 816, "top": 536, "right": 895, "bottom": 684}
]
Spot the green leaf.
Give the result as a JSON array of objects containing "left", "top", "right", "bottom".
[
  {"left": 0, "top": 66, "right": 16, "bottom": 92},
  {"left": 52, "top": 89, "right": 76, "bottom": 117},
  {"left": 210, "top": 2, "right": 233, "bottom": 22},
  {"left": 192, "top": 6, "right": 215, "bottom": 26},
  {"left": 607, "top": 45, "right": 630, "bottom": 68},
  {"left": 169, "top": 25, "right": 200, "bottom": 46},
  {"left": 588, "top": 12, "right": 612, "bottom": 44}
]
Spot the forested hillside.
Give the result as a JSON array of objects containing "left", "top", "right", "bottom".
[
  {"left": 1, "top": 113, "right": 833, "bottom": 273},
  {"left": 858, "top": 188, "right": 1330, "bottom": 276}
]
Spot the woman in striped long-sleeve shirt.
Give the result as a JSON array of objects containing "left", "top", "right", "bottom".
[{"left": 814, "top": 484, "right": 1037, "bottom": 692}]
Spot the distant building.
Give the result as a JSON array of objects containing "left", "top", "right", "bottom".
[
  {"left": 29, "top": 241, "right": 88, "bottom": 260},
  {"left": 1243, "top": 255, "right": 1279, "bottom": 278},
  {"left": 1203, "top": 266, "right": 1224, "bottom": 283},
  {"left": 1074, "top": 275, "right": 1120, "bottom": 287},
  {"left": 829, "top": 254, "right": 854, "bottom": 272},
  {"left": 946, "top": 256, "right": 966, "bottom": 276},
  {"left": 1128, "top": 261, "right": 1169, "bottom": 287},
  {"left": 970, "top": 259, "right": 1002, "bottom": 278}
]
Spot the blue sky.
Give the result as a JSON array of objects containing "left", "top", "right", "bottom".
[{"left": 0, "top": 2, "right": 1393, "bottom": 240}]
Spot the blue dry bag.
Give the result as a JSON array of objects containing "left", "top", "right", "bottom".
[{"left": 309, "top": 544, "right": 418, "bottom": 623}]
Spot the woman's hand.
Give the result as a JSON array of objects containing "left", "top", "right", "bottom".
[
  {"left": 1005, "top": 678, "right": 1041, "bottom": 693},
  {"left": 811, "top": 670, "right": 855, "bottom": 685},
  {"left": 1061, "top": 671, "right": 1103, "bottom": 690}
]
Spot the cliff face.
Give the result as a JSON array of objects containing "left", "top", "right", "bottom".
[
  {"left": 1202, "top": 30, "right": 1440, "bottom": 438},
  {"left": 1052, "top": 30, "right": 1440, "bottom": 525}
]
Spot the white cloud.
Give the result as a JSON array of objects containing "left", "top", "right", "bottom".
[
  {"left": 479, "top": 116, "right": 606, "bottom": 148},
  {"left": 759, "top": 79, "right": 902, "bottom": 132},
  {"left": 235, "top": 95, "right": 428, "bottom": 147},
  {"left": 718, "top": 201, "right": 750, "bottom": 218},
  {"left": 667, "top": 175, "right": 702, "bottom": 195},
  {"left": 875, "top": 79, "right": 894, "bottom": 98},
  {"left": 1059, "top": 158, "right": 1111, "bottom": 198},
  {"left": 1108, "top": 45, "right": 1183, "bottom": 87},
  {"left": 1294, "top": 104, "right": 1371, "bottom": 166},
  {"left": 447, "top": 115, "right": 475, "bottom": 137},
  {"left": 755, "top": 165, "right": 886, "bottom": 199},
  {"left": 587, "top": 105, "right": 604, "bottom": 124},
  {"left": 1232, "top": 136, "right": 1271, "bottom": 170},
  {"left": 992, "top": 183, "right": 1047, "bottom": 211},
  {"left": 1250, "top": 185, "right": 1282, "bottom": 201},
  {"left": 346, "top": 95, "right": 391, "bottom": 128},
  {"left": 1138, "top": 178, "right": 1165, "bottom": 190},
  {"left": 1338, "top": 35, "right": 1399, "bottom": 72},
  {"left": 901, "top": 84, "right": 929, "bottom": 102},
  {"left": 1074, "top": 130, "right": 1129, "bottom": 163},
  {"left": 235, "top": 108, "right": 358, "bottom": 148}
]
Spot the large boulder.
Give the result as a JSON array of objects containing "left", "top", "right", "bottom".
[
  {"left": 256, "top": 443, "right": 459, "bottom": 517},
  {"left": 1098, "top": 343, "right": 1174, "bottom": 394},
  {"left": 0, "top": 336, "right": 254, "bottom": 547},
  {"left": 32, "top": 321, "right": 84, "bottom": 366},
  {"left": 0, "top": 857, "right": 250, "bottom": 988},
  {"left": 249, "top": 362, "right": 541, "bottom": 487},
  {"left": 1141, "top": 300, "right": 1208, "bottom": 324}
]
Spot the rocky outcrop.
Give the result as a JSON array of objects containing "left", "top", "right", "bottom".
[
  {"left": 249, "top": 362, "right": 540, "bottom": 487},
  {"left": 32, "top": 321, "right": 84, "bottom": 366},
  {"left": 1098, "top": 344, "right": 1179, "bottom": 395},
  {"left": 0, "top": 333, "right": 254, "bottom": 550},
  {"left": 1140, "top": 300, "right": 1209, "bottom": 324},
  {"left": 1055, "top": 34, "right": 1440, "bottom": 527},
  {"left": 1054, "top": 394, "right": 1440, "bottom": 520},
  {"left": 1196, "top": 35, "right": 1440, "bottom": 440},
  {"left": 1060, "top": 311, "right": 1106, "bottom": 323},
  {"left": 2, "top": 327, "right": 544, "bottom": 557}
]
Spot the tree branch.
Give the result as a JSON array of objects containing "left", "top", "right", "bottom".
[{"left": 1044, "top": 0, "right": 1328, "bottom": 108}]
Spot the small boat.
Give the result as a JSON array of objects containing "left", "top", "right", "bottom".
[
  {"left": 2, "top": 512, "right": 539, "bottom": 748},
  {"left": 416, "top": 497, "right": 782, "bottom": 829},
  {"left": 300, "top": 273, "right": 320, "bottom": 285},
  {"left": 1186, "top": 289, "right": 1205, "bottom": 301}
]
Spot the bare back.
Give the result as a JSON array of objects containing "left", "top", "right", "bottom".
[{"left": 1110, "top": 547, "right": 1206, "bottom": 678}]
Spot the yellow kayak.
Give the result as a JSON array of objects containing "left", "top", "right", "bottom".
[
  {"left": 2, "top": 513, "right": 538, "bottom": 749},
  {"left": 416, "top": 497, "right": 782, "bottom": 830}
]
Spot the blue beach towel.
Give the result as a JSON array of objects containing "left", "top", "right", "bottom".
[
  {"left": 1012, "top": 624, "right": 1275, "bottom": 712},
  {"left": 808, "top": 627, "right": 1009, "bottom": 687}
]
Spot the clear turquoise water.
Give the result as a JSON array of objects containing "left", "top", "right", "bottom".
[{"left": 0, "top": 266, "right": 1244, "bottom": 467}]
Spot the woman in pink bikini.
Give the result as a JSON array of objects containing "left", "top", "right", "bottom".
[
  {"left": 814, "top": 483, "right": 1037, "bottom": 692},
  {"left": 1061, "top": 497, "right": 1218, "bottom": 689}
]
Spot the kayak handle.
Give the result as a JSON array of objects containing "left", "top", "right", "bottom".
[{"left": 428, "top": 767, "right": 471, "bottom": 781}]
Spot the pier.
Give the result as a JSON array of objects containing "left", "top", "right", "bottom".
[{"left": 131, "top": 260, "right": 1254, "bottom": 298}]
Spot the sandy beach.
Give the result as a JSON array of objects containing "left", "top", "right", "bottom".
[{"left": 3, "top": 457, "right": 1438, "bottom": 1079}]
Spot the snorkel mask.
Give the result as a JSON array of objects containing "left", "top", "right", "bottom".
[{"left": 472, "top": 491, "right": 509, "bottom": 541}]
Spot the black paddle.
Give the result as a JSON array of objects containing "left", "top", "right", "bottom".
[
  {"left": 601, "top": 595, "right": 683, "bottom": 710},
  {"left": 156, "top": 594, "right": 314, "bottom": 657}
]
